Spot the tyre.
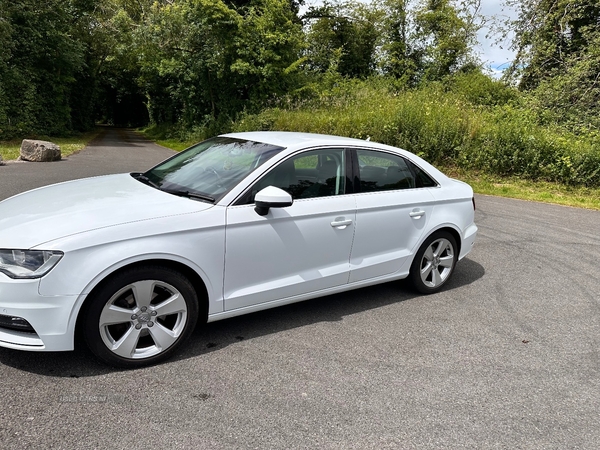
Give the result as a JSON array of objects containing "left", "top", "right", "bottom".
[
  {"left": 409, "top": 231, "right": 457, "bottom": 294},
  {"left": 82, "top": 266, "right": 199, "bottom": 368}
]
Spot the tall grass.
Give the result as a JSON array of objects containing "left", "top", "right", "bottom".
[
  {"left": 236, "top": 81, "right": 479, "bottom": 162},
  {"left": 466, "top": 105, "right": 600, "bottom": 186},
  {"left": 233, "top": 77, "right": 600, "bottom": 187}
]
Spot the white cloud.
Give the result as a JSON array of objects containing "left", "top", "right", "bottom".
[{"left": 475, "top": 0, "right": 517, "bottom": 77}]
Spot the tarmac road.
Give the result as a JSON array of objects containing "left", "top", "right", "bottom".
[
  {"left": 1, "top": 128, "right": 599, "bottom": 449},
  {"left": 0, "top": 127, "right": 176, "bottom": 201}
]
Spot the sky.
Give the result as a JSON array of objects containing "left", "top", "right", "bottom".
[{"left": 476, "top": 0, "right": 517, "bottom": 77}]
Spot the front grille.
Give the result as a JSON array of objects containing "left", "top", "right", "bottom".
[{"left": 0, "top": 314, "right": 35, "bottom": 333}]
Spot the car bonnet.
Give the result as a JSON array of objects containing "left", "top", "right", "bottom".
[{"left": 0, "top": 173, "right": 212, "bottom": 249}]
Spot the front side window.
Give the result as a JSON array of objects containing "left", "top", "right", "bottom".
[
  {"left": 142, "top": 137, "right": 284, "bottom": 202},
  {"left": 242, "top": 148, "right": 346, "bottom": 203}
]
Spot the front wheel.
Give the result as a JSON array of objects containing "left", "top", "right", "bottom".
[
  {"left": 82, "top": 266, "right": 199, "bottom": 368},
  {"left": 410, "top": 231, "right": 457, "bottom": 294}
]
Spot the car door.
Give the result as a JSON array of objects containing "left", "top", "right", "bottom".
[
  {"left": 224, "top": 148, "right": 356, "bottom": 311},
  {"left": 349, "top": 148, "right": 438, "bottom": 283}
]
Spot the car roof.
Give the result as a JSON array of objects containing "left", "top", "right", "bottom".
[{"left": 221, "top": 131, "right": 386, "bottom": 150}]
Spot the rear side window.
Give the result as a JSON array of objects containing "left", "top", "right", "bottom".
[
  {"left": 406, "top": 159, "right": 437, "bottom": 188},
  {"left": 356, "top": 149, "right": 437, "bottom": 192},
  {"left": 357, "top": 150, "right": 414, "bottom": 192}
]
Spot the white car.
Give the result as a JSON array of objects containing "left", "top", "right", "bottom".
[{"left": 0, "top": 132, "right": 477, "bottom": 367}]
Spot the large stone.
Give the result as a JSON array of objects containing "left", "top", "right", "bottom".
[{"left": 20, "top": 139, "right": 61, "bottom": 162}]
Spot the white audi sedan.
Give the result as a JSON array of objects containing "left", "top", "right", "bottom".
[{"left": 0, "top": 132, "right": 477, "bottom": 367}]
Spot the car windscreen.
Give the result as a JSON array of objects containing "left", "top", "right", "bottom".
[{"left": 142, "top": 137, "right": 285, "bottom": 202}]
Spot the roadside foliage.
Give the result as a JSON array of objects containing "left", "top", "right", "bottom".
[{"left": 0, "top": 0, "right": 598, "bottom": 187}]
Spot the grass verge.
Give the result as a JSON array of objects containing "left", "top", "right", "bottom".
[
  {"left": 152, "top": 139, "right": 194, "bottom": 152},
  {"left": 0, "top": 128, "right": 103, "bottom": 162},
  {"left": 444, "top": 167, "right": 600, "bottom": 210}
]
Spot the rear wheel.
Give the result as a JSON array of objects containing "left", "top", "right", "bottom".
[
  {"left": 410, "top": 231, "right": 457, "bottom": 294},
  {"left": 83, "top": 266, "right": 199, "bottom": 368}
]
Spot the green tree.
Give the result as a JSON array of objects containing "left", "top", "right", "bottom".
[
  {"left": 137, "top": 0, "right": 241, "bottom": 125},
  {"left": 89, "top": 1, "right": 157, "bottom": 126},
  {"left": 0, "top": 9, "right": 12, "bottom": 130},
  {"left": 231, "top": 0, "right": 305, "bottom": 106},
  {"left": 0, "top": 0, "right": 85, "bottom": 138},
  {"left": 413, "top": 0, "right": 481, "bottom": 81},
  {"left": 506, "top": 0, "right": 599, "bottom": 87},
  {"left": 136, "top": 0, "right": 303, "bottom": 128},
  {"left": 379, "top": 0, "right": 417, "bottom": 82},
  {"left": 303, "top": 1, "right": 380, "bottom": 78},
  {"left": 505, "top": 0, "right": 600, "bottom": 128}
]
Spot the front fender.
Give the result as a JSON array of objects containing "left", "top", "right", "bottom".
[{"left": 37, "top": 209, "right": 227, "bottom": 349}]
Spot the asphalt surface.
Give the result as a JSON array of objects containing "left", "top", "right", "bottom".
[
  {"left": 0, "top": 127, "right": 176, "bottom": 200},
  {"left": 1, "top": 128, "right": 599, "bottom": 449}
]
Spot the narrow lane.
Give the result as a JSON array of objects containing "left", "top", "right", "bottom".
[{"left": 0, "top": 127, "right": 175, "bottom": 201}]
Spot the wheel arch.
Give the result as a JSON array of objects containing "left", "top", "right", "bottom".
[
  {"left": 430, "top": 225, "right": 462, "bottom": 257},
  {"left": 412, "top": 224, "right": 462, "bottom": 259},
  {"left": 408, "top": 225, "right": 461, "bottom": 294},
  {"left": 74, "top": 259, "right": 209, "bottom": 344}
]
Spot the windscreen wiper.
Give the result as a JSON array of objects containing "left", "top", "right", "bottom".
[
  {"left": 132, "top": 173, "right": 161, "bottom": 189},
  {"left": 132, "top": 173, "right": 215, "bottom": 203},
  {"left": 162, "top": 188, "right": 215, "bottom": 203}
]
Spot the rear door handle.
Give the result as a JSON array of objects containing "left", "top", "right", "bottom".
[
  {"left": 409, "top": 210, "right": 425, "bottom": 219},
  {"left": 331, "top": 219, "right": 353, "bottom": 228}
]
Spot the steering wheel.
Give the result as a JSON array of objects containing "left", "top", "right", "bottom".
[{"left": 203, "top": 166, "right": 222, "bottom": 180}]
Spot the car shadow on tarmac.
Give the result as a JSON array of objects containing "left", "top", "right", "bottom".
[{"left": 0, "top": 258, "right": 485, "bottom": 377}]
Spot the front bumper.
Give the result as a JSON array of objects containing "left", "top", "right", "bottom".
[{"left": 0, "top": 276, "right": 79, "bottom": 351}]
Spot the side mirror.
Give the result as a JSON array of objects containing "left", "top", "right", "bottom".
[{"left": 254, "top": 186, "right": 293, "bottom": 216}]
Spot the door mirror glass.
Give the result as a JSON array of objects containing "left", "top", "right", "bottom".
[{"left": 254, "top": 186, "right": 293, "bottom": 216}]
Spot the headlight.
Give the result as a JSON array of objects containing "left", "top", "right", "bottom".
[{"left": 0, "top": 249, "right": 64, "bottom": 279}]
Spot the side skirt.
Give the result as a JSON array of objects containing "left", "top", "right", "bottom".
[{"left": 207, "top": 270, "right": 410, "bottom": 324}]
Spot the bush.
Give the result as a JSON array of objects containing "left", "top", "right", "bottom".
[
  {"left": 463, "top": 106, "right": 600, "bottom": 186},
  {"left": 235, "top": 79, "right": 478, "bottom": 165},
  {"left": 142, "top": 115, "right": 234, "bottom": 143},
  {"left": 446, "top": 71, "right": 517, "bottom": 106}
]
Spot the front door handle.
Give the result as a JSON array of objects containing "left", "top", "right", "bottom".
[
  {"left": 331, "top": 218, "right": 353, "bottom": 228},
  {"left": 409, "top": 210, "right": 425, "bottom": 219}
]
